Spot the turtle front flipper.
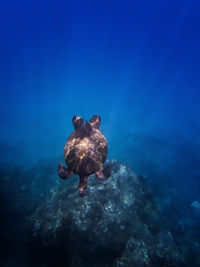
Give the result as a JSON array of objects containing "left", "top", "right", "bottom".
[
  {"left": 89, "top": 115, "right": 101, "bottom": 129},
  {"left": 95, "top": 164, "right": 112, "bottom": 180},
  {"left": 72, "top": 116, "right": 84, "bottom": 129},
  {"left": 78, "top": 175, "right": 88, "bottom": 197},
  {"left": 58, "top": 162, "right": 73, "bottom": 179}
]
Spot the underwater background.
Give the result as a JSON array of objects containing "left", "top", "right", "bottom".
[{"left": 0, "top": 0, "right": 200, "bottom": 266}]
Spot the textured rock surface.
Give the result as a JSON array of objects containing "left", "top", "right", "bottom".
[{"left": 27, "top": 160, "right": 191, "bottom": 266}]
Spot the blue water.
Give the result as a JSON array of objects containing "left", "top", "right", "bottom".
[
  {"left": 1, "top": 0, "right": 200, "bottom": 164},
  {"left": 0, "top": 0, "right": 200, "bottom": 265}
]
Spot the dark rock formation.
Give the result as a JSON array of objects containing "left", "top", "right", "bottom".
[{"left": 27, "top": 160, "right": 191, "bottom": 267}]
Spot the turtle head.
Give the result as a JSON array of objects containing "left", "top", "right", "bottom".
[
  {"left": 89, "top": 115, "right": 101, "bottom": 129},
  {"left": 72, "top": 116, "right": 84, "bottom": 129}
]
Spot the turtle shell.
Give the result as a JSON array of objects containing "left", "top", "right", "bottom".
[{"left": 64, "top": 125, "right": 107, "bottom": 175}]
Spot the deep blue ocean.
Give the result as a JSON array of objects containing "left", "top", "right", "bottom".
[{"left": 0, "top": 0, "right": 200, "bottom": 266}]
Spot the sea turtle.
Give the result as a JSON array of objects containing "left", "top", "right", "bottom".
[{"left": 58, "top": 115, "right": 112, "bottom": 196}]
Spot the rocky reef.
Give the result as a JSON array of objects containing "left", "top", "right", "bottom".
[{"left": 27, "top": 160, "right": 194, "bottom": 267}]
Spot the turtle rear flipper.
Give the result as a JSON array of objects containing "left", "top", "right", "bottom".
[
  {"left": 58, "top": 162, "right": 73, "bottom": 179},
  {"left": 95, "top": 164, "right": 112, "bottom": 180}
]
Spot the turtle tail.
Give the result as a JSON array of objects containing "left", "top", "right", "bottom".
[{"left": 78, "top": 175, "right": 88, "bottom": 197}]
